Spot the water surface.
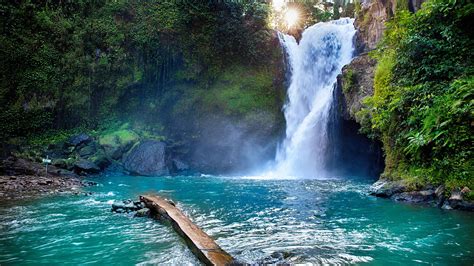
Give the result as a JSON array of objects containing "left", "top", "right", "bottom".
[{"left": 0, "top": 173, "right": 473, "bottom": 265}]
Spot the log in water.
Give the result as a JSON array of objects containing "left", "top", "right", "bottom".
[{"left": 140, "top": 195, "right": 234, "bottom": 266}]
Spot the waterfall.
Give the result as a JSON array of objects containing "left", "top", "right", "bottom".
[{"left": 274, "top": 18, "right": 356, "bottom": 179}]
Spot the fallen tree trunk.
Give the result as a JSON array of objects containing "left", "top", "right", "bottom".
[{"left": 140, "top": 195, "right": 234, "bottom": 266}]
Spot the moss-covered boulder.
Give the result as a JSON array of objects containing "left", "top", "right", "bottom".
[
  {"left": 122, "top": 140, "right": 169, "bottom": 176},
  {"left": 88, "top": 149, "right": 110, "bottom": 169},
  {"left": 52, "top": 158, "right": 76, "bottom": 171},
  {"left": 99, "top": 129, "right": 139, "bottom": 161},
  {"left": 77, "top": 143, "right": 97, "bottom": 157}
]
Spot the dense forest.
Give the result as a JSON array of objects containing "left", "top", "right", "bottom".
[{"left": 0, "top": 1, "right": 279, "bottom": 138}]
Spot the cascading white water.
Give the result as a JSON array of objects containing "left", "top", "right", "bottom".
[{"left": 274, "top": 18, "right": 356, "bottom": 179}]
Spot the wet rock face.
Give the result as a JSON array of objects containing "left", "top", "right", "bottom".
[
  {"left": 187, "top": 113, "right": 281, "bottom": 174},
  {"left": 122, "top": 140, "right": 169, "bottom": 176},
  {"left": 442, "top": 188, "right": 474, "bottom": 211},
  {"left": 171, "top": 159, "right": 189, "bottom": 172},
  {"left": 392, "top": 190, "right": 436, "bottom": 203},
  {"left": 337, "top": 54, "right": 376, "bottom": 121}
]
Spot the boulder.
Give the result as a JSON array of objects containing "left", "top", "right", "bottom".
[
  {"left": 52, "top": 159, "right": 65, "bottom": 168},
  {"left": 89, "top": 151, "right": 110, "bottom": 169},
  {"left": 108, "top": 147, "right": 123, "bottom": 160},
  {"left": 122, "top": 140, "right": 169, "bottom": 176},
  {"left": 78, "top": 144, "right": 97, "bottom": 157},
  {"left": 54, "top": 169, "right": 78, "bottom": 178},
  {"left": 74, "top": 159, "right": 100, "bottom": 174},
  {"left": 442, "top": 189, "right": 474, "bottom": 211},
  {"left": 369, "top": 179, "right": 407, "bottom": 198},
  {"left": 67, "top": 133, "right": 92, "bottom": 147},
  {"left": 435, "top": 185, "right": 446, "bottom": 207},
  {"left": 447, "top": 200, "right": 474, "bottom": 211},
  {"left": 134, "top": 208, "right": 150, "bottom": 217},
  {"left": 111, "top": 199, "right": 145, "bottom": 213},
  {"left": 392, "top": 190, "right": 436, "bottom": 203},
  {"left": 99, "top": 129, "right": 139, "bottom": 161}
]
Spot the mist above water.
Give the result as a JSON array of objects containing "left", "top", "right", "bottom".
[{"left": 272, "top": 18, "right": 356, "bottom": 179}]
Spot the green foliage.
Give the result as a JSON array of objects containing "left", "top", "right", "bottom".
[
  {"left": 204, "top": 66, "right": 278, "bottom": 116},
  {"left": 166, "top": 64, "right": 283, "bottom": 122},
  {"left": 342, "top": 69, "right": 357, "bottom": 94},
  {"left": 361, "top": 0, "right": 474, "bottom": 189},
  {"left": 0, "top": 107, "right": 53, "bottom": 142},
  {"left": 99, "top": 129, "right": 139, "bottom": 147},
  {"left": 0, "top": 0, "right": 283, "bottom": 147}
]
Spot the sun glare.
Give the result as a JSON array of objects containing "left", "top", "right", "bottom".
[
  {"left": 284, "top": 8, "right": 299, "bottom": 28},
  {"left": 272, "top": 0, "right": 285, "bottom": 11}
]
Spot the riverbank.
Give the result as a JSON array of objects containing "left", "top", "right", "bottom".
[
  {"left": 370, "top": 179, "right": 474, "bottom": 211},
  {"left": 0, "top": 175, "right": 93, "bottom": 201},
  {"left": 0, "top": 156, "right": 96, "bottom": 201}
]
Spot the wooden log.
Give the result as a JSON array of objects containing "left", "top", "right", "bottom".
[{"left": 140, "top": 195, "right": 234, "bottom": 266}]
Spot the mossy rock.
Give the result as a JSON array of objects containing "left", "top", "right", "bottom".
[
  {"left": 52, "top": 158, "right": 76, "bottom": 170},
  {"left": 78, "top": 144, "right": 97, "bottom": 157},
  {"left": 99, "top": 129, "right": 138, "bottom": 146},
  {"left": 89, "top": 150, "right": 110, "bottom": 169},
  {"left": 99, "top": 129, "right": 139, "bottom": 160}
]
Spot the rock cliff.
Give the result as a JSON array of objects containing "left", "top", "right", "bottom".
[{"left": 355, "top": 0, "right": 425, "bottom": 53}]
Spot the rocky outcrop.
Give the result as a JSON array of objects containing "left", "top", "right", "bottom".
[
  {"left": 355, "top": 0, "right": 426, "bottom": 53},
  {"left": 122, "top": 140, "right": 169, "bottom": 176},
  {"left": 369, "top": 179, "right": 407, "bottom": 198},
  {"left": 355, "top": 0, "right": 393, "bottom": 53},
  {"left": 370, "top": 179, "right": 474, "bottom": 211},
  {"left": 3, "top": 130, "right": 190, "bottom": 177},
  {"left": 59, "top": 133, "right": 111, "bottom": 175},
  {"left": 337, "top": 54, "right": 376, "bottom": 121},
  {"left": 442, "top": 188, "right": 474, "bottom": 211}
]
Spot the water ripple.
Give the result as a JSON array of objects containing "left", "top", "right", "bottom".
[{"left": 0, "top": 175, "right": 473, "bottom": 265}]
